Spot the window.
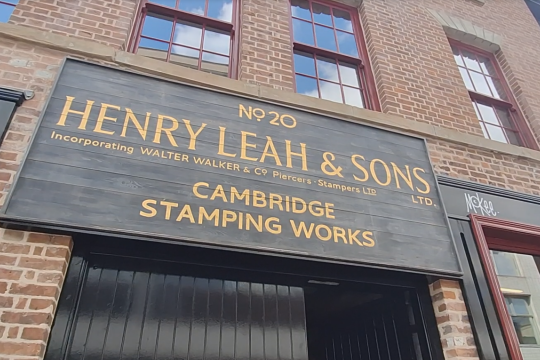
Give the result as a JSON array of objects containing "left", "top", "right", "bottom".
[
  {"left": 0, "top": 87, "right": 28, "bottom": 144},
  {"left": 491, "top": 250, "right": 521, "bottom": 276},
  {"left": 131, "top": 0, "right": 238, "bottom": 78},
  {"left": 525, "top": 0, "right": 540, "bottom": 26},
  {"left": 0, "top": 0, "right": 18, "bottom": 23},
  {"left": 505, "top": 296, "right": 539, "bottom": 345},
  {"left": 290, "top": 0, "right": 377, "bottom": 110},
  {"left": 451, "top": 42, "right": 533, "bottom": 147}
]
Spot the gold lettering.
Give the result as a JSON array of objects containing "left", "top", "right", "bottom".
[
  {"left": 231, "top": 187, "right": 250, "bottom": 205},
  {"left": 265, "top": 217, "right": 281, "bottom": 234},
  {"left": 348, "top": 229, "right": 363, "bottom": 246},
  {"left": 193, "top": 182, "right": 209, "bottom": 199},
  {"left": 160, "top": 200, "right": 178, "bottom": 220},
  {"left": 176, "top": 204, "right": 195, "bottom": 223},
  {"left": 183, "top": 119, "right": 206, "bottom": 150},
  {"left": 308, "top": 201, "right": 323, "bottom": 217},
  {"left": 315, "top": 224, "right": 332, "bottom": 241},
  {"left": 370, "top": 159, "right": 391, "bottom": 186},
  {"left": 57, "top": 96, "right": 94, "bottom": 129},
  {"left": 351, "top": 155, "right": 369, "bottom": 182},
  {"left": 285, "top": 140, "right": 308, "bottom": 171},
  {"left": 222, "top": 210, "right": 237, "bottom": 227},
  {"left": 199, "top": 206, "right": 219, "bottom": 226},
  {"left": 240, "top": 131, "right": 258, "bottom": 161},
  {"left": 153, "top": 115, "right": 179, "bottom": 147},
  {"left": 292, "top": 197, "right": 306, "bottom": 214},
  {"left": 362, "top": 231, "right": 375, "bottom": 247},
  {"left": 269, "top": 194, "right": 283, "bottom": 211},
  {"left": 246, "top": 214, "right": 263, "bottom": 232},
  {"left": 210, "top": 185, "right": 228, "bottom": 202},
  {"left": 333, "top": 227, "right": 347, "bottom": 244},
  {"left": 290, "top": 220, "right": 314, "bottom": 238},
  {"left": 259, "top": 136, "right": 282, "bottom": 166},
  {"left": 413, "top": 168, "right": 431, "bottom": 194},
  {"left": 121, "top": 108, "right": 150, "bottom": 140},
  {"left": 391, "top": 163, "right": 413, "bottom": 190},
  {"left": 252, "top": 191, "right": 267, "bottom": 208},
  {"left": 218, "top": 127, "right": 236, "bottom": 157},
  {"left": 94, "top": 103, "right": 120, "bottom": 135},
  {"left": 140, "top": 199, "right": 157, "bottom": 217}
]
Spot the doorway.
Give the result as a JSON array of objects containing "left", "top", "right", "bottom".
[{"left": 44, "top": 236, "right": 441, "bottom": 360}]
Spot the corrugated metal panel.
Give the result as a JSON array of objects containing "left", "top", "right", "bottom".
[{"left": 62, "top": 265, "right": 308, "bottom": 360}]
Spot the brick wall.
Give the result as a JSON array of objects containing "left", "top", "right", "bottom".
[
  {"left": 430, "top": 280, "right": 479, "bottom": 360},
  {"left": 9, "top": 0, "right": 138, "bottom": 49},
  {"left": 0, "top": 230, "right": 72, "bottom": 359},
  {"left": 239, "top": 0, "right": 294, "bottom": 90}
]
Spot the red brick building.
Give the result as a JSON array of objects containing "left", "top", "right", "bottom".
[{"left": 1, "top": 1, "right": 540, "bottom": 360}]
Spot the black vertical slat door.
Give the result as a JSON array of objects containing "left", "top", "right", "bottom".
[
  {"left": 53, "top": 259, "right": 308, "bottom": 360},
  {"left": 316, "top": 297, "right": 416, "bottom": 360}
]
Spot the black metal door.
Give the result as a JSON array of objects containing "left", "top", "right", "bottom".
[
  {"left": 45, "top": 255, "right": 308, "bottom": 360},
  {"left": 308, "top": 294, "right": 421, "bottom": 360}
]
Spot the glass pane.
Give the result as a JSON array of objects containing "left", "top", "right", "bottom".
[
  {"left": 203, "top": 28, "right": 230, "bottom": 55},
  {"left": 294, "top": 51, "right": 316, "bottom": 77},
  {"left": 148, "top": 0, "right": 177, "bottom": 7},
  {"left": 316, "top": 57, "right": 339, "bottom": 82},
  {"left": 142, "top": 14, "right": 174, "bottom": 41},
  {"left": 476, "top": 103, "right": 499, "bottom": 125},
  {"left": 179, "top": 0, "right": 206, "bottom": 16},
  {"left": 312, "top": 3, "right": 332, "bottom": 26},
  {"left": 506, "top": 130, "right": 522, "bottom": 146},
  {"left": 291, "top": 0, "right": 311, "bottom": 21},
  {"left": 137, "top": 38, "right": 169, "bottom": 60},
  {"left": 172, "top": 20, "right": 202, "bottom": 48},
  {"left": 485, "top": 124, "right": 508, "bottom": 143},
  {"left": 494, "top": 107, "right": 515, "bottom": 129},
  {"left": 458, "top": 67, "right": 474, "bottom": 91},
  {"left": 333, "top": 8, "right": 353, "bottom": 32},
  {"left": 339, "top": 63, "right": 360, "bottom": 87},
  {"left": 452, "top": 47, "right": 464, "bottom": 67},
  {"left": 343, "top": 87, "right": 364, "bottom": 108},
  {"left": 478, "top": 55, "right": 498, "bottom": 77},
  {"left": 512, "top": 317, "right": 538, "bottom": 344},
  {"left": 510, "top": 298, "right": 531, "bottom": 316},
  {"left": 315, "top": 25, "right": 337, "bottom": 51},
  {"left": 207, "top": 0, "right": 233, "bottom": 22},
  {"left": 469, "top": 71, "right": 492, "bottom": 96},
  {"left": 485, "top": 76, "right": 507, "bottom": 100},
  {"left": 462, "top": 50, "right": 481, "bottom": 71},
  {"left": 295, "top": 75, "right": 319, "bottom": 97},
  {"left": 479, "top": 122, "right": 490, "bottom": 139},
  {"left": 0, "top": 4, "right": 16, "bottom": 23},
  {"left": 170, "top": 46, "right": 200, "bottom": 69},
  {"left": 292, "top": 19, "right": 314, "bottom": 45},
  {"left": 319, "top": 81, "right": 343, "bottom": 103},
  {"left": 336, "top": 31, "right": 358, "bottom": 57},
  {"left": 201, "top": 52, "right": 229, "bottom": 76},
  {"left": 492, "top": 251, "right": 520, "bottom": 276}
]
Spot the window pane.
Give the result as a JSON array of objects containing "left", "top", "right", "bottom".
[
  {"left": 294, "top": 51, "right": 316, "bottom": 77},
  {"left": 492, "top": 251, "right": 520, "bottom": 276},
  {"left": 510, "top": 298, "right": 531, "bottom": 316},
  {"left": 170, "top": 46, "right": 200, "bottom": 69},
  {"left": 312, "top": 3, "right": 332, "bottom": 26},
  {"left": 148, "top": 0, "right": 177, "bottom": 8},
  {"left": 295, "top": 75, "right": 318, "bottom": 97},
  {"left": 336, "top": 31, "right": 358, "bottom": 57},
  {"left": 292, "top": 19, "right": 314, "bottom": 45},
  {"left": 201, "top": 52, "right": 229, "bottom": 76},
  {"left": 512, "top": 317, "right": 538, "bottom": 345},
  {"left": 485, "top": 124, "right": 508, "bottom": 143},
  {"left": 203, "top": 28, "right": 230, "bottom": 55},
  {"left": 179, "top": 0, "right": 205, "bottom": 16},
  {"left": 333, "top": 9, "right": 353, "bottom": 32},
  {"left": 137, "top": 38, "right": 169, "bottom": 60},
  {"left": 494, "top": 107, "right": 515, "bottom": 129},
  {"left": 458, "top": 67, "right": 474, "bottom": 91},
  {"left": 338, "top": 63, "right": 360, "bottom": 87},
  {"left": 142, "top": 14, "right": 174, "bottom": 41},
  {"left": 469, "top": 71, "right": 492, "bottom": 96},
  {"left": 451, "top": 47, "right": 465, "bottom": 67},
  {"left": 462, "top": 50, "right": 481, "bottom": 71},
  {"left": 485, "top": 76, "right": 507, "bottom": 100},
  {"left": 315, "top": 25, "right": 337, "bottom": 51},
  {"left": 207, "top": 0, "right": 233, "bottom": 22},
  {"left": 173, "top": 21, "right": 202, "bottom": 48},
  {"left": 343, "top": 87, "right": 364, "bottom": 108},
  {"left": 506, "top": 130, "right": 522, "bottom": 146},
  {"left": 316, "top": 57, "right": 339, "bottom": 82},
  {"left": 478, "top": 55, "right": 498, "bottom": 77},
  {"left": 319, "top": 81, "right": 342, "bottom": 103},
  {"left": 291, "top": 0, "right": 311, "bottom": 21},
  {"left": 476, "top": 103, "right": 499, "bottom": 125},
  {"left": 0, "top": 3, "right": 16, "bottom": 23}
]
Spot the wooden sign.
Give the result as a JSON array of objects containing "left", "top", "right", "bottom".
[{"left": 2, "top": 59, "right": 461, "bottom": 275}]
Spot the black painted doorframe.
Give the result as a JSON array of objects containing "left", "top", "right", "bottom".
[{"left": 44, "top": 234, "right": 445, "bottom": 360}]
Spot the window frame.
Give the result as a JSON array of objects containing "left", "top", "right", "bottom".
[
  {"left": 288, "top": 0, "right": 380, "bottom": 111},
  {"left": 449, "top": 39, "right": 538, "bottom": 149},
  {"left": 504, "top": 295, "right": 540, "bottom": 346},
  {"left": 491, "top": 250, "right": 522, "bottom": 277},
  {"left": 128, "top": 0, "right": 240, "bottom": 79}
]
